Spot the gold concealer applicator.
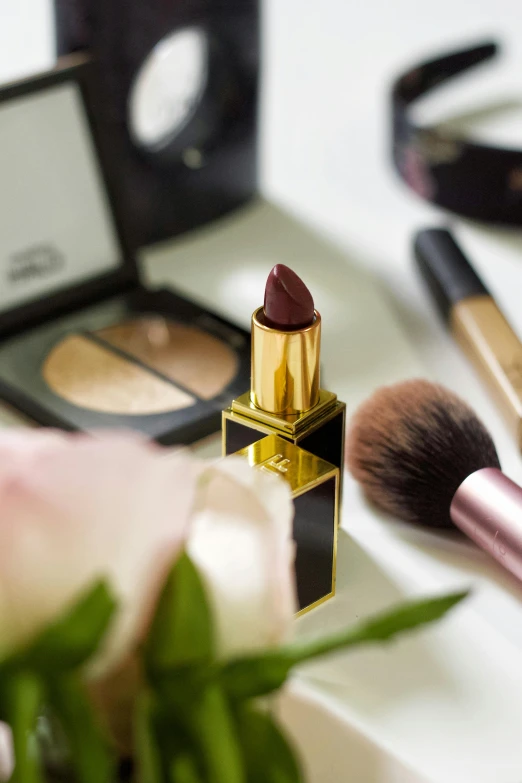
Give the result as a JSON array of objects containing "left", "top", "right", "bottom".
[{"left": 414, "top": 228, "right": 522, "bottom": 449}]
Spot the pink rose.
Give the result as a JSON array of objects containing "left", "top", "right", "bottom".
[
  {"left": 0, "top": 429, "right": 198, "bottom": 676},
  {"left": 0, "top": 429, "right": 296, "bottom": 758},
  {"left": 0, "top": 429, "right": 296, "bottom": 668}
]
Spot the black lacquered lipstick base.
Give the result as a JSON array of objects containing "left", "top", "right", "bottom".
[
  {"left": 229, "top": 433, "right": 339, "bottom": 613},
  {"left": 223, "top": 390, "right": 345, "bottom": 614}
]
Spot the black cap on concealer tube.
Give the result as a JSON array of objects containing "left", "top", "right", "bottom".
[{"left": 413, "top": 228, "right": 489, "bottom": 323}]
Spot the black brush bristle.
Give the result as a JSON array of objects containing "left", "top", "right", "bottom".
[{"left": 347, "top": 380, "right": 501, "bottom": 529}]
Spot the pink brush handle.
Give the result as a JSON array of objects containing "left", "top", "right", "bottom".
[{"left": 451, "top": 467, "right": 522, "bottom": 582}]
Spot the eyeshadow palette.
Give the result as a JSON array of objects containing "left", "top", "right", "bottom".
[
  {"left": 0, "top": 57, "right": 250, "bottom": 443},
  {"left": 0, "top": 288, "right": 249, "bottom": 442}
]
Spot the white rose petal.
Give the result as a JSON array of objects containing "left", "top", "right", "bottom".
[{"left": 188, "top": 457, "right": 296, "bottom": 658}]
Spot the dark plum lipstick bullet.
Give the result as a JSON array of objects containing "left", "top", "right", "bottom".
[{"left": 263, "top": 264, "right": 315, "bottom": 330}]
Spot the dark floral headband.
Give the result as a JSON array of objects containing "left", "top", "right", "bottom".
[{"left": 392, "top": 41, "right": 522, "bottom": 225}]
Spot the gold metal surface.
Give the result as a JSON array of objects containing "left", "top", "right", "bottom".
[
  {"left": 232, "top": 434, "right": 338, "bottom": 613},
  {"left": 296, "top": 591, "right": 335, "bottom": 617},
  {"left": 223, "top": 395, "right": 346, "bottom": 521},
  {"left": 250, "top": 307, "right": 321, "bottom": 415},
  {"left": 451, "top": 296, "right": 522, "bottom": 447},
  {"left": 234, "top": 434, "right": 338, "bottom": 496},
  {"left": 231, "top": 388, "right": 338, "bottom": 436},
  {"left": 221, "top": 389, "right": 346, "bottom": 518}
]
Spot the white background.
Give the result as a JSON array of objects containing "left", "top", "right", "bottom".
[{"left": 3, "top": 1, "right": 522, "bottom": 780}]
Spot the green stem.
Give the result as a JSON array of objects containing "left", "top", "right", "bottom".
[
  {"left": 47, "top": 674, "right": 113, "bottom": 783},
  {"left": 188, "top": 685, "right": 244, "bottom": 783},
  {"left": 170, "top": 755, "right": 204, "bottom": 783},
  {"left": 4, "top": 671, "right": 43, "bottom": 783},
  {"left": 134, "top": 691, "right": 162, "bottom": 783}
]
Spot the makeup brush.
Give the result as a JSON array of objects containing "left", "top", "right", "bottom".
[{"left": 347, "top": 379, "right": 522, "bottom": 581}]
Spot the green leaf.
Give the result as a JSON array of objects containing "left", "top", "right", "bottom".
[
  {"left": 145, "top": 552, "right": 214, "bottom": 675},
  {"left": 219, "top": 657, "right": 291, "bottom": 703},
  {"left": 220, "top": 591, "right": 469, "bottom": 700},
  {"left": 235, "top": 705, "right": 302, "bottom": 783},
  {"left": 152, "top": 668, "right": 212, "bottom": 710},
  {"left": 3, "top": 671, "right": 43, "bottom": 783},
  {"left": 47, "top": 673, "right": 114, "bottom": 783},
  {"left": 289, "top": 589, "right": 470, "bottom": 658},
  {"left": 186, "top": 684, "right": 244, "bottom": 783},
  {"left": 170, "top": 755, "right": 203, "bottom": 783},
  {"left": 2, "top": 581, "right": 117, "bottom": 675}
]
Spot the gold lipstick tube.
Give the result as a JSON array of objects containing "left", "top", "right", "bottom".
[
  {"left": 415, "top": 228, "right": 522, "bottom": 448},
  {"left": 251, "top": 307, "right": 321, "bottom": 414},
  {"left": 223, "top": 306, "right": 345, "bottom": 614}
]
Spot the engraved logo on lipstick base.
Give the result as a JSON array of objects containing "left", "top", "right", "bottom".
[{"left": 258, "top": 453, "right": 291, "bottom": 475}]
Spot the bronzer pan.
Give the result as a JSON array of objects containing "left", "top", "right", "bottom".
[{"left": 0, "top": 59, "right": 249, "bottom": 444}]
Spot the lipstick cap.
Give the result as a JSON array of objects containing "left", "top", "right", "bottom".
[{"left": 413, "top": 228, "right": 489, "bottom": 322}]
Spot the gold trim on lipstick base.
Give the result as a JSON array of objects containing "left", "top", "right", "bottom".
[{"left": 230, "top": 388, "right": 339, "bottom": 435}]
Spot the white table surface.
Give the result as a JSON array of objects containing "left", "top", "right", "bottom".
[{"left": 4, "top": 1, "right": 522, "bottom": 780}]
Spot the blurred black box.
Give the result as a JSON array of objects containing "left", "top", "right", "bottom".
[{"left": 55, "top": 0, "right": 259, "bottom": 250}]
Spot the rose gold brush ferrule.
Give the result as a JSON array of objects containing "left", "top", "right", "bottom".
[
  {"left": 451, "top": 467, "right": 522, "bottom": 581},
  {"left": 250, "top": 307, "right": 321, "bottom": 415}
]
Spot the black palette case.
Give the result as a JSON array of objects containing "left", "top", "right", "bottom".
[{"left": 0, "top": 61, "right": 250, "bottom": 444}]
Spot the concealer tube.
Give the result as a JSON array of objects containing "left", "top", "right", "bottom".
[{"left": 414, "top": 228, "right": 522, "bottom": 448}]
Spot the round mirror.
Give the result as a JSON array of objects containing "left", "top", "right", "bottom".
[{"left": 129, "top": 27, "right": 208, "bottom": 152}]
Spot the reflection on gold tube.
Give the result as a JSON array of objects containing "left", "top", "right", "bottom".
[{"left": 250, "top": 308, "right": 321, "bottom": 415}]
